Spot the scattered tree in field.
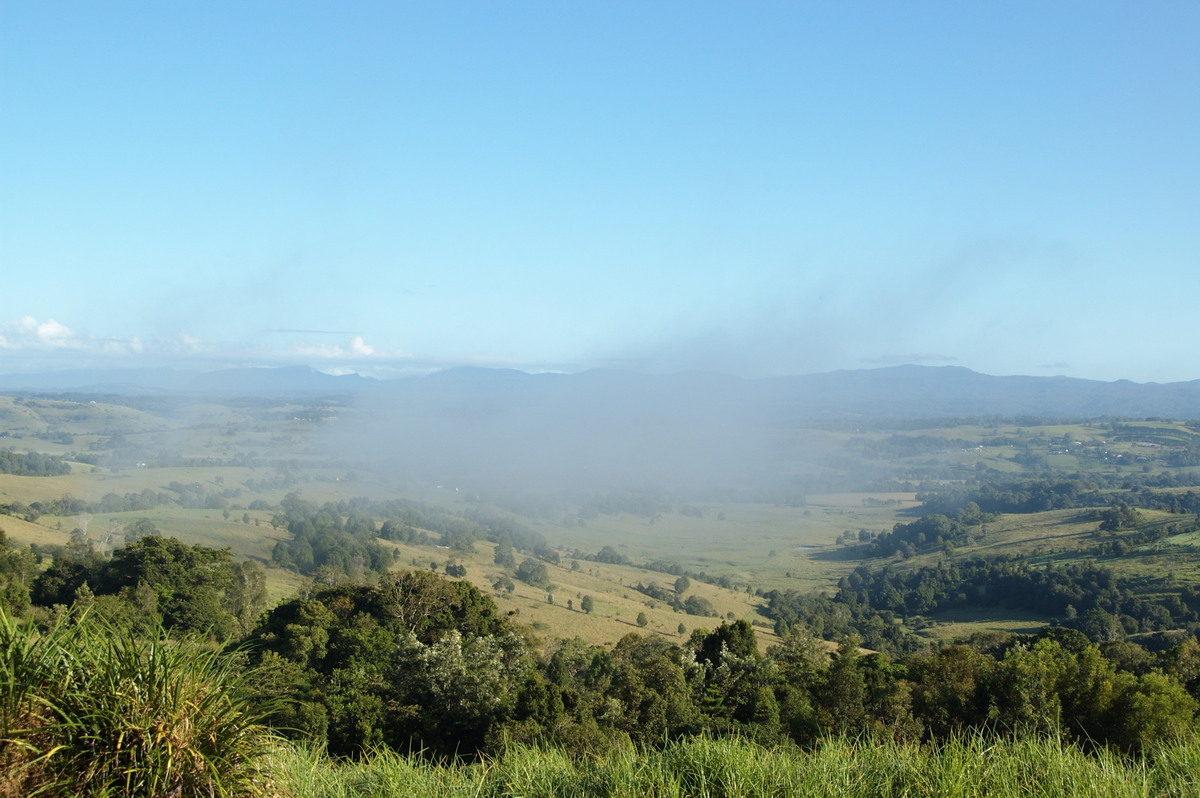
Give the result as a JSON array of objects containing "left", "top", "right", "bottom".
[
  {"left": 1099, "top": 501, "right": 1142, "bottom": 532},
  {"left": 494, "top": 538, "right": 516, "bottom": 569},
  {"left": 516, "top": 558, "right": 551, "bottom": 588},
  {"left": 123, "top": 517, "right": 158, "bottom": 543}
]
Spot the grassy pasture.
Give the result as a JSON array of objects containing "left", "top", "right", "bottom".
[
  {"left": 518, "top": 496, "right": 910, "bottom": 595},
  {"left": 387, "top": 538, "right": 781, "bottom": 651},
  {"left": 0, "top": 512, "right": 63, "bottom": 546},
  {"left": 963, "top": 508, "right": 1099, "bottom": 558},
  {"left": 0, "top": 396, "right": 165, "bottom": 438},
  {"left": 917, "top": 607, "right": 1052, "bottom": 642}
]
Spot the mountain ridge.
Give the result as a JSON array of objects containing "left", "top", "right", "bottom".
[{"left": 1, "top": 364, "right": 1199, "bottom": 419}]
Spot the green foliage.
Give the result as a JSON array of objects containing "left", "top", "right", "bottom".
[
  {"left": 768, "top": 555, "right": 1200, "bottom": 654},
  {"left": 270, "top": 493, "right": 395, "bottom": 579},
  {"left": 268, "top": 733, "right": 1200, "bottom": 798},
  {"left": 516, "top": 557, "right": 551, "bottom": 589},
  {"left": 593, "top": 544, "right": 630, "bottom": 565},
  {"left": 683, "top": 594, "right": 718, "bottom": 617},
  {"left": 0, "top": 608, "right": 274, "bottom": 797},
  {"left": 0, "top": 448, "right": 71, "bottom": 476},
  {"left": 0, "top": 528, "right": 36, "bottom": 615},
  {"left": 494, "top": 537, "right": 516, "bottom": 569},
  {"left": 1098, "top": 501, "right": 1142, "bottom": 532},
  {"left": 243, "top": 570, "right": 527, "bottom": 757},
  {"left": 31, "top": 535, "right": 268, "bottom": 639},
  {"left": 867, "top": 502, "right": 998, "bottom": 558}
]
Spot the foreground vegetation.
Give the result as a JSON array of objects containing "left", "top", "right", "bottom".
[
  {"left": 0, "top": 610, "right": 272, "bottom": 797},
  {"left": 3, "top": 606, "right": 1198, "bottom": 797},
  {"left": 269, "top": 735, "right": 1200, "bottom": 798}
]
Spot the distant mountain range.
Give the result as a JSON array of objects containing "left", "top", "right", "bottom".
[{"left": 1, "top": 364, "right": 1200, "bottom": 420}]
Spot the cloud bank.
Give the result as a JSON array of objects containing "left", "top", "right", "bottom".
[{"left": 0, "top": 316, "right": 556, "bottom": 378}]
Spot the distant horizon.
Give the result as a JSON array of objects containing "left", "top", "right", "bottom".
[{"left": 0, "top": 359, "right": 1195, "bottom": 388}]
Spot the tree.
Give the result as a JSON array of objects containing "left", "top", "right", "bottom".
[
  {"left": 494, "top": 538, "right": 516, "bottom": 569},
  {"left": 1099, "top": 502, "right": 1141, "bottom": 532},
  {"left": 123, "top": 518, "right": 158, "bottom": 544},
  {"left": 595, "top": 546, "right": 629, "bottom": 565},
  {"left": 908, "top": 645, "right": 993, "bottom": 737},
  {"left": 1110, "top": 672, "right": 1198, "bottom": 752},
  {"left": 516, "top": 558, "right": 551, "bottom": 589},
  {"left": 694, "top": 620, "right": 758, "bottom": 665},
  {"left": 817, "top": 640, "right": 867, "bottom": 734},
  {"left": 636, "top": 611, "right": 649, "bottom": 628},
  {"left": 988, "top": 639, "right": 1072, "bottom": 736},
  {"left": 0, "top": 530, "right": 36, "bottom": 615},
  {"left": 674, "top": 575, "right": 691, "bottom": 595},
  {"left": 684, "top": 595, "right": 717, "bottom": 617},
  {"left": 244, "top": 570, "right": 527, "bottom": 757},
  {"left": 581, "top": 595, "right": 595, "bottom": 613}
]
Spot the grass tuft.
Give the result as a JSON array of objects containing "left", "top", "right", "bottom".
[{"left": 0, "top": 609, "right": 276, "bottom": 797}]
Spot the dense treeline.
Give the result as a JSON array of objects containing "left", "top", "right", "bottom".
[
  {"left": 766, "top": 557, "right": 1200, "bottom": 653},
  {"left": 917, "top": 474, "right": 1200, "bottom": 516},
  {"left": 0, "top": 528, "right": 37, "bottom": 611},
  {"left": 235, "top": 571, "right": 1200, "bottom": 759},
  {"left": 265, "top": 493, "right": 560, "bottom": 580},
  {"left": 855, "top": 435, "right": 977, "bottom": 460},
  {"left": 0, "top": 530, "right": 268, "bottom": 639},
  {"left": 865, "top": 502, "right": 999, "bottom": 558},
  {"left": 0, "top": 481, "right": 243, "bottom": 522},
  {"left": 269, "top": 492, "right": 395, "bottom": 578},
  {"left": 0, "top": 447, "right": 71, "bottom": 476}
]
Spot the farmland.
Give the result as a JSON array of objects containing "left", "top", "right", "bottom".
[{"left": 6, "top": 386, "right": 1200, "bottom": 648}]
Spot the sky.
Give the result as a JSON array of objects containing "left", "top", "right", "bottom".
[{"left": 1, "top": 2, "right": 1197, "bottom": 383}]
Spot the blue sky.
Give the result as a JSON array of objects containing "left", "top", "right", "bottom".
[{"left": 1, "top": 2, "right": 1197, "bottom": 382}]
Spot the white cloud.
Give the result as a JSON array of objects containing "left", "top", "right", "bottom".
[
  {"left": 0, "top": 316, "right": 83, "bottom": 350},
  {"left": 0, "top": 317, "right": 559, "bottom": 377},
  {"left": 0, "top": 316, "right": 185, "bottom": 365}
]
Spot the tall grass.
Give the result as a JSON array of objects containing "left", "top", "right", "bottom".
[
  {"left": 0, "top": 610, "right": 275, "bottom": 797},
  {"left": 267, "top": 734, "right": 1200, "bottom": 798}
]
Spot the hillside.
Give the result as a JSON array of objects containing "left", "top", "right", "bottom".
[{"left": 6, "top": 385, "right": 1200, "bottom": 652}]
